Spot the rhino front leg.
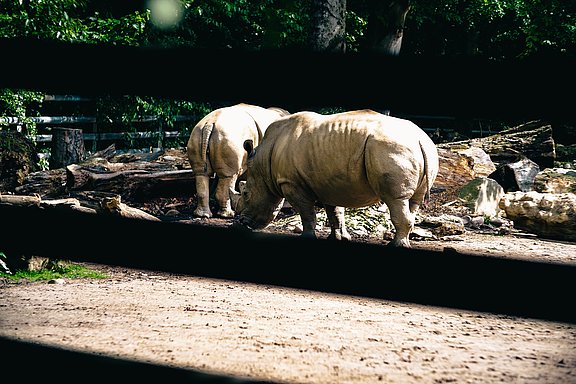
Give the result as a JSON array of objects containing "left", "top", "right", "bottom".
[
  {"left": 325, "top": 205, "right": 351, "bottom": 241},
  {"left": 194, "top": 175, "right": 213, "bottom": 218},
  {"left": 214, "top": 175, "right": 237, "bottom": 218},
  {"left": 288, "top": 200, "right": 317, "bottom": 238},
  {"left": 281, "top": 184, "right": 317, "bottom": 238},
  {"left": 385, "top": 199, "right": 414, "bottom": 248},
  {"left": 298, "top": 205, "right": 317, "bottom": 239}
]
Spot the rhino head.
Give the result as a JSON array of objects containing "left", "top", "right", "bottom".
[{"left": 230, "top": 140, "right": 284, "bottom": 231}]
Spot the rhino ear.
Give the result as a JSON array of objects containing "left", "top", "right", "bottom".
[{"left": 243, "top": 139, "right": 255, "bottom": 157}]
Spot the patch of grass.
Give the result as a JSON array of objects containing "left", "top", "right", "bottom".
[{"left": 0, "top": 262, "right": 108, "bottom": 282}]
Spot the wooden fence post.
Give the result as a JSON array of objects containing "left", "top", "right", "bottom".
[{"left": 50, "top": 127, "right": 85, "bottom": 169}]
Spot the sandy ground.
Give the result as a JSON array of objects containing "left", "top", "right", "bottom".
[{"left": 1, "top": 226, "right": 576, "bottom": 384}]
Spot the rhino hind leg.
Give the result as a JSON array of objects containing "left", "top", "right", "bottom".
[
  {"left": 325, "top": 205, "right": 351, "bottom": 241},
  {"left": 385, "top": 199, "right": 414, "bottom": 248},
  {"left": 194, "top": 175, "right": 213, "bottom": 218},
  {"left": 214, "top": 175, "right": 237, "bottom": 218}
]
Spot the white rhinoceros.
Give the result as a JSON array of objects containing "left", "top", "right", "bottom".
[
  {"left": 231, "top": 109, "right": 439, "bottom": 248},
  {"left": 186, "top": 103, "right": 289, "bottom": 218}
]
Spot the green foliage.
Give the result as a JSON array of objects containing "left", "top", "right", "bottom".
[
  {"left": 0, "top": 0, "right": 151, "bottom": 147},
  {"left": 0, "top": 89, "right": 44, "bottom": 137},
  {"left": 0, "top": 0, "right": 149, "bottom": 45},
  {"left": 37, "top": 148, "right": 51, "bottom": 171},
  {"left": 0, "top": 0, "right": 89, "bottom": 41},
  {"left": 404, "top": 0, "right": 575, "bottom": 58},
  {"left": 0, "top": 0, "right": 573, "bottom": 153},
  {"left": 94, "top": 95, "right": 213, "bottom": 149},
  {"left": 0, "top": 261, "right": 108, "bottom": 281},
  {"left": 345, "top": 9, "right": 368, "bottom": 52},
  {"left": 317, "top": 106, "right": 348, "bottom": 115},
  {"left": 85, "top": 10, "right": 149, "bottom": 46},
  {"left": 1, "top": 0, "right": 572, "bottom": 58},
  {"left": 145, "top": 0, "right": 310, "bottom": 49}
]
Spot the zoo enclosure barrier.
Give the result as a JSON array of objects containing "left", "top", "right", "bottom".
[{"left": 1, "top": 95, "right": 503, "bottom": 154}]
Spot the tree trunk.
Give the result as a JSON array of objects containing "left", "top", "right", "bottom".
[
  {"left": 50, "top": 127, "right": 85, "bottom": 169},
  {"left": 309, "top": 0, "right": 347, "bottom": 52},
  {"left": 363, "top": 0, "right": 411, "bottom": 55}
]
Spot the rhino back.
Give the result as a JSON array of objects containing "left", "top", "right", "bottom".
[
  {"left": 255, "top": 111, "right": 435, "bottom": 207},
  {"left": 187, "top": 104, "right": 281, "bottom": 176},
  {"left": 206, "top": 107, "right": 263, "bottom": 176}
]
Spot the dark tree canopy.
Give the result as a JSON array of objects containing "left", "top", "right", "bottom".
[{"left": 0, "top": 0, "right": 573, "bottom": 149}]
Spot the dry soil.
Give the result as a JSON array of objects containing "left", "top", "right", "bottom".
[{"left": 1, "top": 218, "right": 576, "bottom": 384}]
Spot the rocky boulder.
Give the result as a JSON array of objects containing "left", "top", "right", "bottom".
[
  {"left": 499, "top": 191, "right": 576, "bottom": 242},
  {"left": 457, "top": 177, "right": 505, "bottom": 217},
  {"left": 434, "top": 146, "right": 495, "bottom": 190},
  {"left": 533, "top": 168, "right": 576, "bottom": 194},
  {"left": 488, "top": 157, "right": 540, "bottom": 192}
]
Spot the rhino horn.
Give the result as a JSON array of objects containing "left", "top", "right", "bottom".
[{"left": 229, "top": 181, "right": 246, "bottom": 211}]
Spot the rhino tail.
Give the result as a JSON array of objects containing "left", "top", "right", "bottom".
[
  {"left": 243, "top": 110, "right": 264, "bottom": 142},
  {"left": 419, "top": 140, "right": 433, "bottom": 206},
  {"left": 200, "top": 121, "right": 214, "bottom": 173}
]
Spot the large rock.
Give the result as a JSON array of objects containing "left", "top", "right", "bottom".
[
  {"left": 484, "top": 120, "right": 555, "bottom": 169},
  {"left": 457, "top": 146, "right": 497, "bottom": 177},
  {"left": 489, "top": 157, "right": 540, "bottom": 192},
  {"left": 555, "top": 143, "right": 576, "bottom": 166},
  {"left": 434, "top": 146, "right": 495, "bottom": 190},
  {"left": 457, "top": 177, "right": 505, "bottom": 217},
  {"left": 499, "top": 191, "right": 576, "bottom": 241},
  {"left": 440, "top": 120, "right": 555, "bottom": 168},
  {"left": 533, "top": 168, "right": 576, "bottom": 194}
]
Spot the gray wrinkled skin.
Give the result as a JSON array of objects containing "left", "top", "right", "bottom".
[
  {"left": 186, "top": 103, "right": 289, "bottom": 218},
  {"left": 231, "top": 109, "right": 439, "bottom": 248}
]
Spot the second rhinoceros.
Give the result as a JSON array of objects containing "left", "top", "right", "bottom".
[
  {"left": 186, "top": 103, "right": 289, "bottom": 218},
  {"left": 231, "top": 109, "right": 439, "bottom": 248}
]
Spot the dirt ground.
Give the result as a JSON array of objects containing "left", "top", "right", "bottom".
[{"left": 1, "top": 213, "right": 576, "bottom": 384}]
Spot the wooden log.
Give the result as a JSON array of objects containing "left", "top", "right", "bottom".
[
  {"left": 0, "top": 193, "right": 157, "bottom": 220},
  {"left": 438, "top": 120, "right": 555, "bottom": 169},
  {"left": 0, "top": 194, "right": 41, "bottom": 207},
  {"left": 15, "top": 145, "right": 194, "bottom": 201},
  {"left": 50, "top": 127, "right": 85, "bottom": 169},
  {"left": 84, "top": 143, "right": 117, "bottom": 162},
  {"left": 14, "top": 169, "right": 67, "bottom": 197},
  {"left": 98, "top": 195, "right": 160, "bottom": 221},
  {"left": 65, "top": 165, "right": 196, "bottom": 201}
]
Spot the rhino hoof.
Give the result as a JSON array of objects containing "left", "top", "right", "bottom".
[
  {"left": 386, "top": 240, "right": 411, "bottom": 248},
  {"left": 193, "top": 208, "right": 212, "bottom": 219},
  {"left": 217, "top": 209, "right": 235, "bottom": 219},
  {"left": 328, "top": 232, "right": 351, "bottom": 241}
]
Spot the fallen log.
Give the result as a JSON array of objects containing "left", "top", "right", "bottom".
[
  {"left": 98, "top": 195, "right": 160, "bottom": 221},
  {"left": 438, "top": 120, "right": 555, "bottom": 169},
  {"left": 0, "top": 192, "right": 159, "bottom": 220},
  {"left": 39, "top": 197, "right": 98, "bottom": 214},
  {"left": 0, "top": 194, "right": 41, "bottom": 207},
  {"left": 65, "top": 165, "right": 196, "bottom": 201},
  {"left": 14, "top": 145, "right": 194, "bottom": 201},
  {"left": 13, "top": 169, "right": 66, "bottom": 198}
]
